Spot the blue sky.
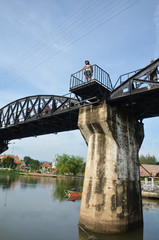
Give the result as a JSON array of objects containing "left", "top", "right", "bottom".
[{"left": 0, "top": 0, "right": 159, "bottom": 162}]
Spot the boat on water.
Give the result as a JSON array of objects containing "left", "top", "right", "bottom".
[
  {"left": 66, "top": 195, "right": 82, "bottom": 201},
  {"left": 65, "top": 188, "right": 82, "bottom": 199}
]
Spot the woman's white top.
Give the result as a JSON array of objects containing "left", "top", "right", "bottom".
[{"left": 85, "top": 64, "right": 91, "bottom": 71}]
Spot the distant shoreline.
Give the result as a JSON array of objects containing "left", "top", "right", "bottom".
[
  {"left": 23, "top": 172, "right": 57, "bottom": 178},
  {"left": 22, "top": 173, "right": 83, "bottom": 178},
  {"left": 0, "top": 169, "right": 83, "bottom": 178}
]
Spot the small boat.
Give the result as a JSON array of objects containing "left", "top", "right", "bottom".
[
  {"left": 66, "top": 195, "right": 81, "bottom": 201},
  {"left": 65, "top": 188, "right": 82, "bottom": 199}
]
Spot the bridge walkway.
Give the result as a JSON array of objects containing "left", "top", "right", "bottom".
[
  {"left": 108, "top": 58, "right": 159, "bottom": 119},
  {"left": 69, "top": 64, "right": 113, "bottom": 101}
]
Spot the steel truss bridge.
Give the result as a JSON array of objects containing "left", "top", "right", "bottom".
[{"left": 0, "top": 59, "right": 159, "bottom": 153}]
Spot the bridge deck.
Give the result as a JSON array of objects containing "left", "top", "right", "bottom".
[
  {"left": 108, "top": 85, "right": 159, "bottom": 119},
  {"left": 0, "top": 107, "right": 79, "bottom": 141}
]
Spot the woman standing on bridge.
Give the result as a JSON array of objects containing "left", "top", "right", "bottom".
[{"left": 78, "top": 60, "right": 93, "bottom": 83}]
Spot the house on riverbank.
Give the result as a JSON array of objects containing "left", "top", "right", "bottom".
[
  {"left": 0, "top": 154, "right": 21, "bottom": 162},
  {"left": 41, "top": 162, "right": 52, "bottom": 171},
  {"left": 0, "top": 154, "right": 26, "bottom": 170}
]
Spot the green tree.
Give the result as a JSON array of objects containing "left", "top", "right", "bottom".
[
  {"left": 23, "top": 156, "right": 40, "bottom": 171},
  {"left": 139, "top": 154, "right": 158, "bottom": 165},
  {"left": 68, "top": 155, "right": 84, "bottom": 176},
  {"left": 80, "top": 162, "right": 86, "bottom": 174},
  {"left": 56, "top": 154, "right": 84, "bottom": 175},
  {"left": 56, "top": 154, "right": 70, "bottom": 174},
  {"left": 23, "top": 156, "right": 32, "bottom": 166},
  {"left": 29, "top": 162, "right": 39, "bottom": 171},
  {"left": 2, "top": 156, "right": 17, "bottom": 169}
]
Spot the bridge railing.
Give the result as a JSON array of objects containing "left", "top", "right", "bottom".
[
  {"left": 114, "top": 69, "right": 141, "bottom": 89},
  {"left": 113, "top": 68, "right": 159, "bottom": 93},
  {"left": 0, "top": 95, "right": 79, "bottom": 128},
  {"left": 70, "top": 64, "right": 113, "bottom": 91}
]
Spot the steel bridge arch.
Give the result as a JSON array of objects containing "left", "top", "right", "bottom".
[
  {"left": 0, "top": 94, "right": 80, "bottom": 142},
  {"left": 0, "top": 94, "right": 80, "bottom": 128}
]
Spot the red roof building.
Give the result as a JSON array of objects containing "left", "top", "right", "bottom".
[
  {"left": 0, "top": 154, "right": 20, "bottom": 160},
  {"left": 140, "top": 164, "right": 159, "bottom": 177},
  {"left": 0, "top": 154, "right": 22, "bottom": 164},
  {"left": 41, "top": 162, "right": 52, "bottom": 170}
]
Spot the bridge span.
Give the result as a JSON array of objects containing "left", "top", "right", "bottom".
[
  {"left": 0, "top": 59, "right": 159, "bottom": 233},
  {"left": 0, "top": 94, "right": 80, "bottom": 152},
  {"left": 1, "top": 60, "right": 159, "bottom": 143}
]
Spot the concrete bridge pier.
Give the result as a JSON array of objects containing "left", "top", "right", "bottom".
[{"left": 78, "top": 103, "right": 144, "bottom": 233}]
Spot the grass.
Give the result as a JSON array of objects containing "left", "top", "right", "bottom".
[{"left": 0, "top": 169, "right": 22, "bottom": 175}]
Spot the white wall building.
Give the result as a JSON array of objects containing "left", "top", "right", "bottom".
[{"left": 52, "top": 155, "right": 57, "bottom": 170}]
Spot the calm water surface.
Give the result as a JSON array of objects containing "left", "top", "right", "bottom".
[{"left": 0, "top": 174, "right": 159, "bottom": 240}]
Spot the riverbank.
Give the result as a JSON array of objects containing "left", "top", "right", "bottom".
[
  {"left": 0, "top": 169, "right": 83, "bottom": 178},
  {"left": 0, "top": 169, "right": 21, "bottom": 175},
  {"left": 23, "top": 172, "right": 84, "bottom": 178},
  {"left": 23, "top": 172, "right": 57, "bottom": 178},
  {"left": 0, "top": 169, "right": 57, "bottom": 177},
  {"left": 142, "top": 191, "right": 159, "bottom": 199},
  {"left": 141, "top": 179, "right": 159, "bottom": 199}
]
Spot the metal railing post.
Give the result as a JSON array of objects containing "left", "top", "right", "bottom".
[{"left": 69, "top": 64, "right": 113, "bottom": 91}]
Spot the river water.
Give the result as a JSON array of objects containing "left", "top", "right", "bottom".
[{"left": 0, "top": 174, "right": 159, "bottom": 240}]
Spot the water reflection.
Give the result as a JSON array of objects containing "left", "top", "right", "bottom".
[
  {"left": 0, "top": 174, "right": 83, "bottom": 202},
  {"left": 78, "top": 199, "right": 159, "bottom": 240},
  {"left": 0, "top": 174, "right": 83, "bottom": 240},
  {"left": 0, "top": 174, "right": 53, "bottom": 189},
  {"left": 0, "top": 175, "right": 159, "bottom": 240},
  {"left": 0, "top": 175, "right": 19, "bottom": 189},
  {"left": 78, "top": 227, "right": 143, "bottom": 240},
  {"left": 52, "top": 177, "right": 83, "bottom": 202},
  {"left": 142, "top": 198, "right": 159, "bottom": 211}
]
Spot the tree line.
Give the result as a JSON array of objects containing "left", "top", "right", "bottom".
[
  {"left": 0, "top": 156, "right": 43, "bottom": 171},
  {"left": 139, "top": 154, "right": 159, "bottom": 165},
  {"left": 0, "top": 154, "right": 86, "bottom": 175},
  {"left": 1, "top": 153, "right": 158, "bottom": 174}
]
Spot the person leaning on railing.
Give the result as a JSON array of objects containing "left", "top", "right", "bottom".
[{"left": 78, "top": 60, "right": 93, "bottom": 83}]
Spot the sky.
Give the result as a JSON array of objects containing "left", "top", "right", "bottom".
[{"left": 0, "top": 0, "right": 159, "bottom": 162}]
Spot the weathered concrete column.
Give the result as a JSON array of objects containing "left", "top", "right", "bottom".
[{"left": 78, "top": 103, "right": 144, "bottom": 233}]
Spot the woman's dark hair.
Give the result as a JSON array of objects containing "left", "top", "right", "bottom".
[{"left": 85, "top": 60, "right": 90, "bottom": 65}]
